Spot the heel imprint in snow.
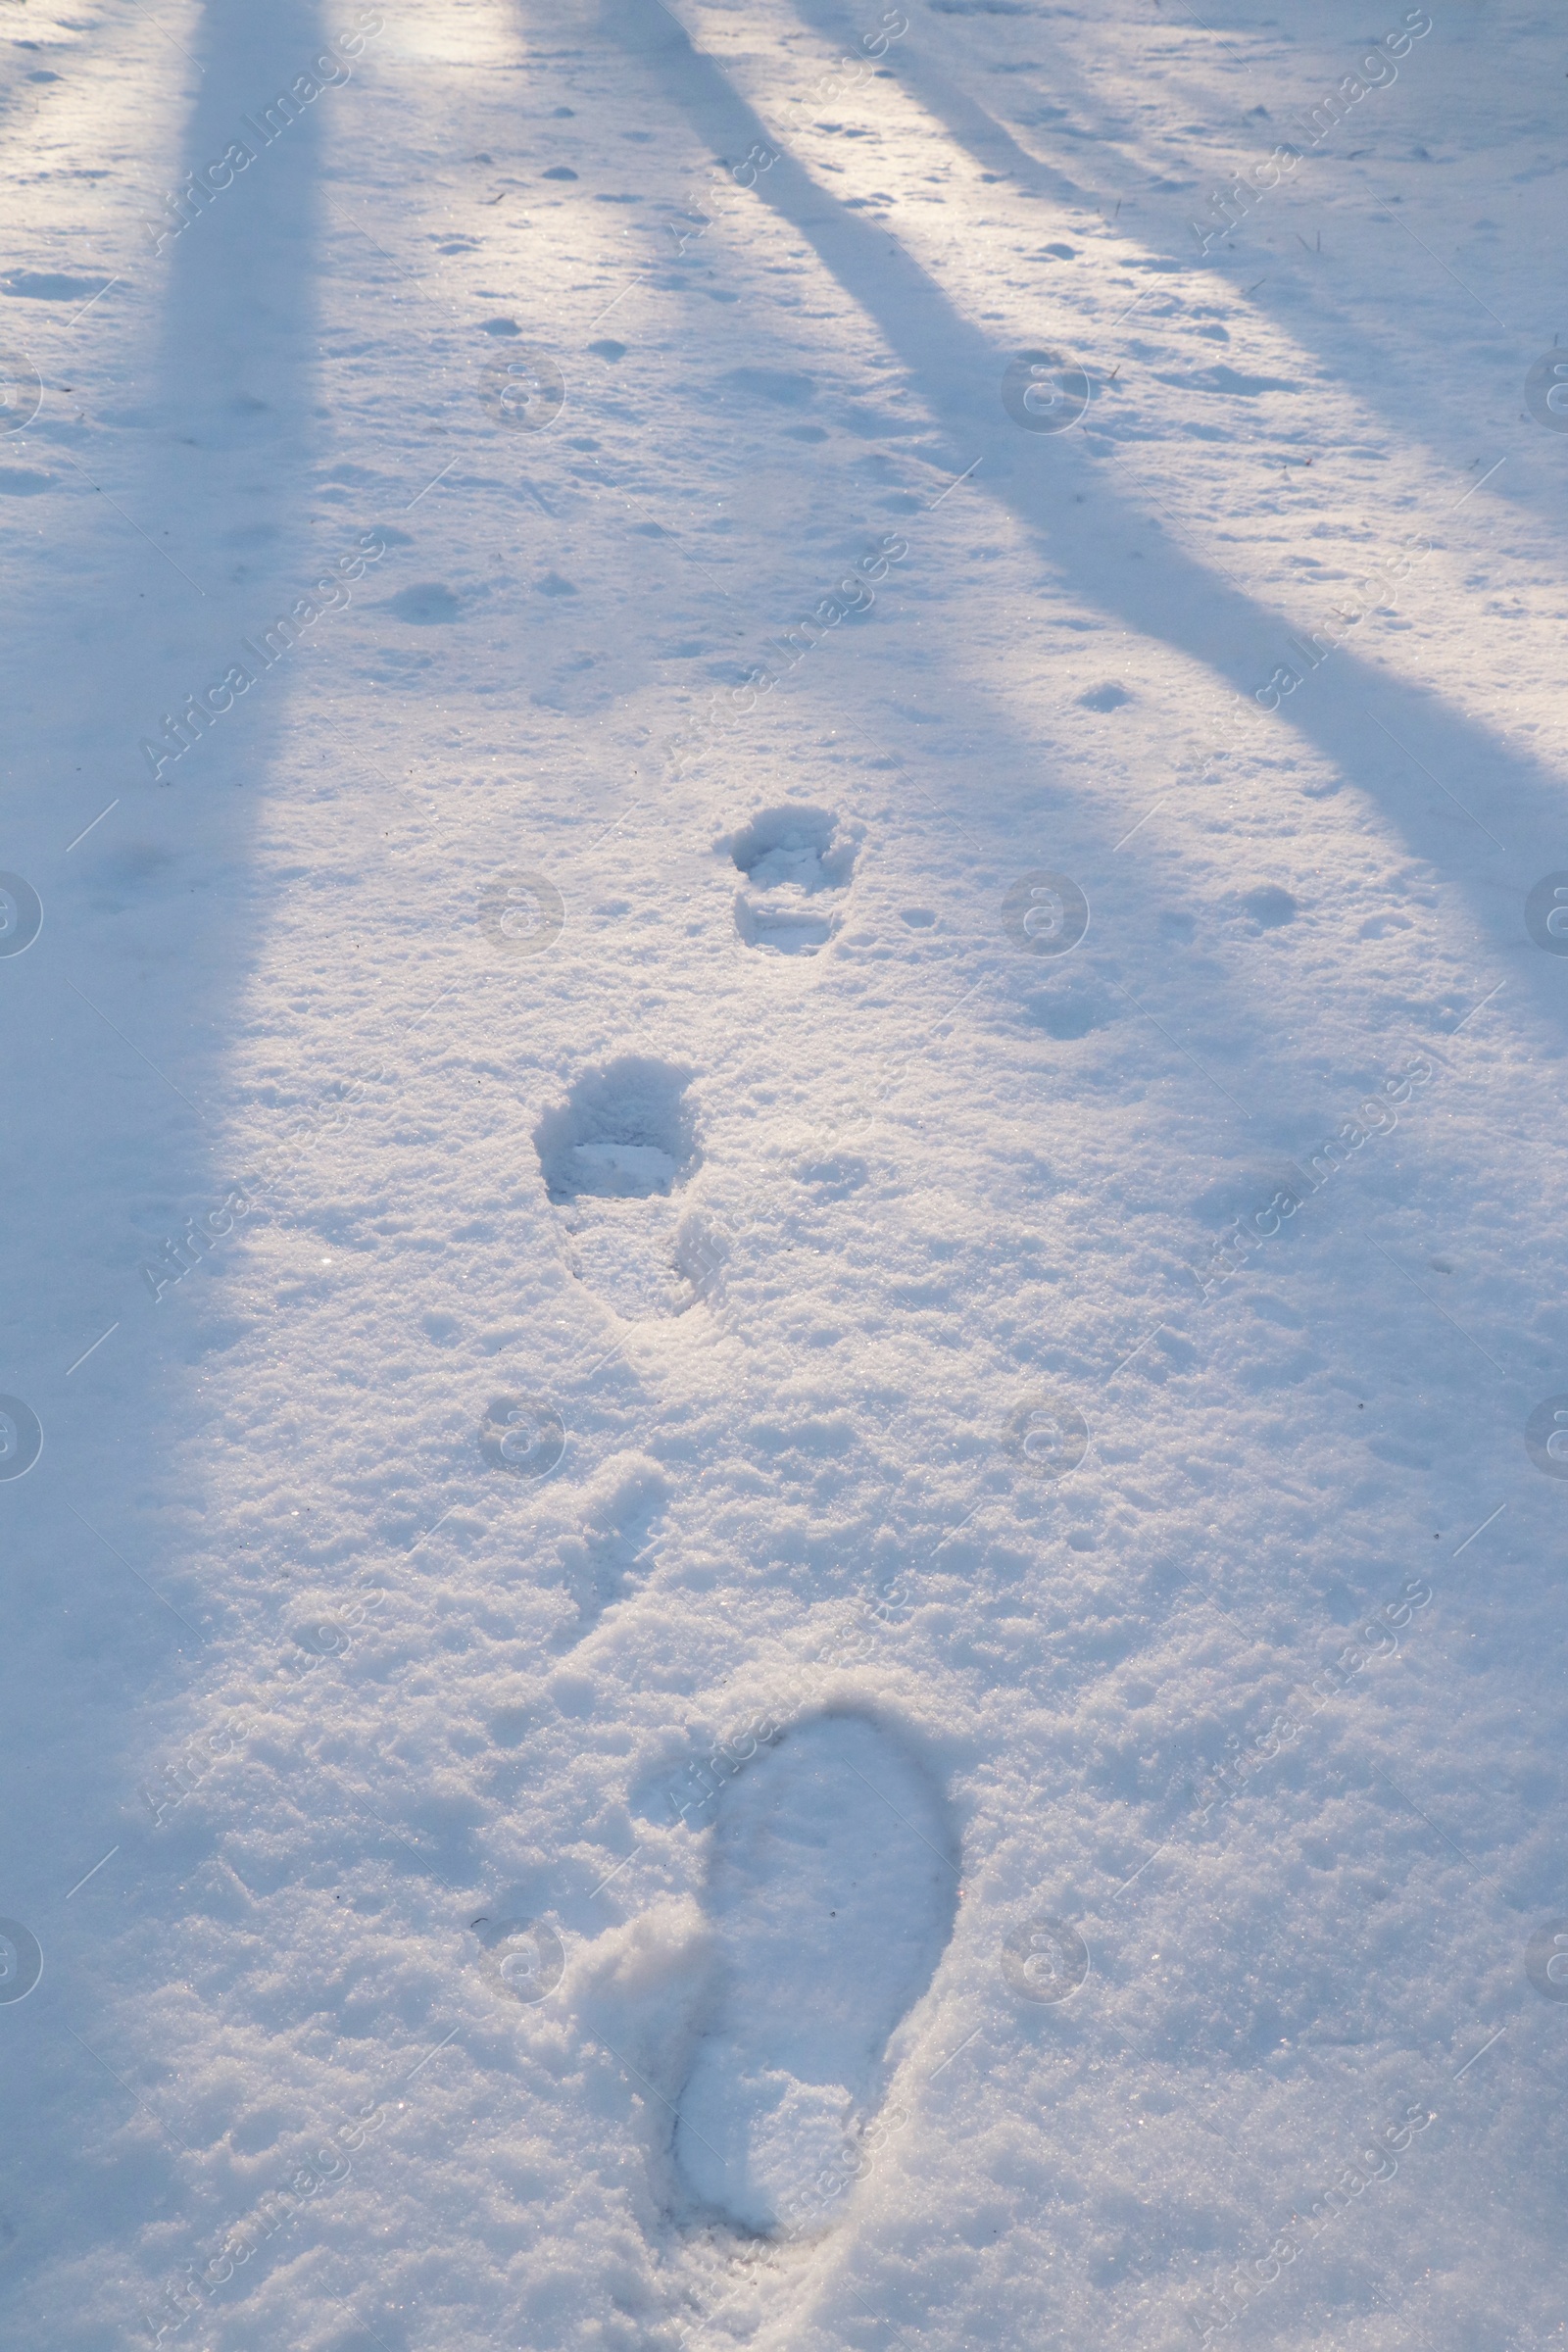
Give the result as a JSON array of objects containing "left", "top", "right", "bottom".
[
  {"left": 536, "top": 1057, "right": 700, "bottom": 1203},
  {"left": 726, "top": 805, "right": 858, "bottom": 956},
  {"left": 536, "top": 1059, "right": 704, "bottom": 1320},
  {"left": 672, "top": 1712, "right": 956, "bottom": 2236}
]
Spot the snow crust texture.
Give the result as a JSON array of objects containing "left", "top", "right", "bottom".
[{"left": 3, "top": 0, "right": 1568, "bottom": 2349}]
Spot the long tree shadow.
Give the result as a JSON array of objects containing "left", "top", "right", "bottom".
[
  {"left": 0, "top": 0, "right": 337, "bottom": 2324},
  {"left": 792, "top": 0, "right": 1530, "bottom": 413},
  {"left": 596, "top": 0, "right": 1561, "bottom": 1057},
  {"left": 790, "top": 0, "right": 1102, "bottom": 212}
]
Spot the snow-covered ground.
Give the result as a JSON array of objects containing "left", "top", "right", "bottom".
[{"left": 3, "top": 0, "right": 1568, "bottom": 2345}]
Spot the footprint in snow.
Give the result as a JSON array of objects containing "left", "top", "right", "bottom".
[
  {"left": 725, "top": 804, "right": 858, "bottom": 957},
  {"left": 535, "top": 1056, "right": 705, "bottom": 1320},
  {"left": 673, "top": 1712, "right": 957, "bottom": 2236}
]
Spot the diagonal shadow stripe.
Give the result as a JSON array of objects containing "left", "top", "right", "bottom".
[
  {"left": 595, "top": 0, "right": 1561, "bottom": 1054},
  {"left": 787, "top": 0, "right": 1098, "bottom": 215}
]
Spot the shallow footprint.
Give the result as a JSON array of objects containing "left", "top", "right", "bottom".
[
  {"left": 726, "top": 806, "right": 857, "bottom": 956},
  {"left": 535, "top": 1057, "right": 702, "bottom": 1321},
  {"left": 548, "top": 1452, "right": 669, "bottom": 1651},
  {"left": 673, "top": 1712, "right": 956, "bottom": 2236}
]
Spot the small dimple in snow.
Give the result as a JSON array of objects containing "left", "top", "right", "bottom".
[
  {"left": 388, "top": 582, "right": 463, "bottom": 625},
  {"left": 718, "top": 367, "right": 815, "bottom": 410},
  {"left": 1028, "top": 987, "right": 1105, "bottom": 1041},
  {"left": 3, "top": 270, "right": 110, "bottom": 301},
  {"left": 1241, "top": 885, "right": 1298, "bottom": 928}
]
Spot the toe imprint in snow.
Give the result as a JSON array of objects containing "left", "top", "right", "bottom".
[
  {"left": 673, "top": 1712, "right": 956, "bottom": 2235},
  {"left": 725, "top": 805, "right": 858, "bottom": 957}
]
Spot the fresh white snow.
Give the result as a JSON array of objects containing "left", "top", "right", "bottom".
[{"left": 2, "top": 0, "right": 1567, "bottom": 2347}]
